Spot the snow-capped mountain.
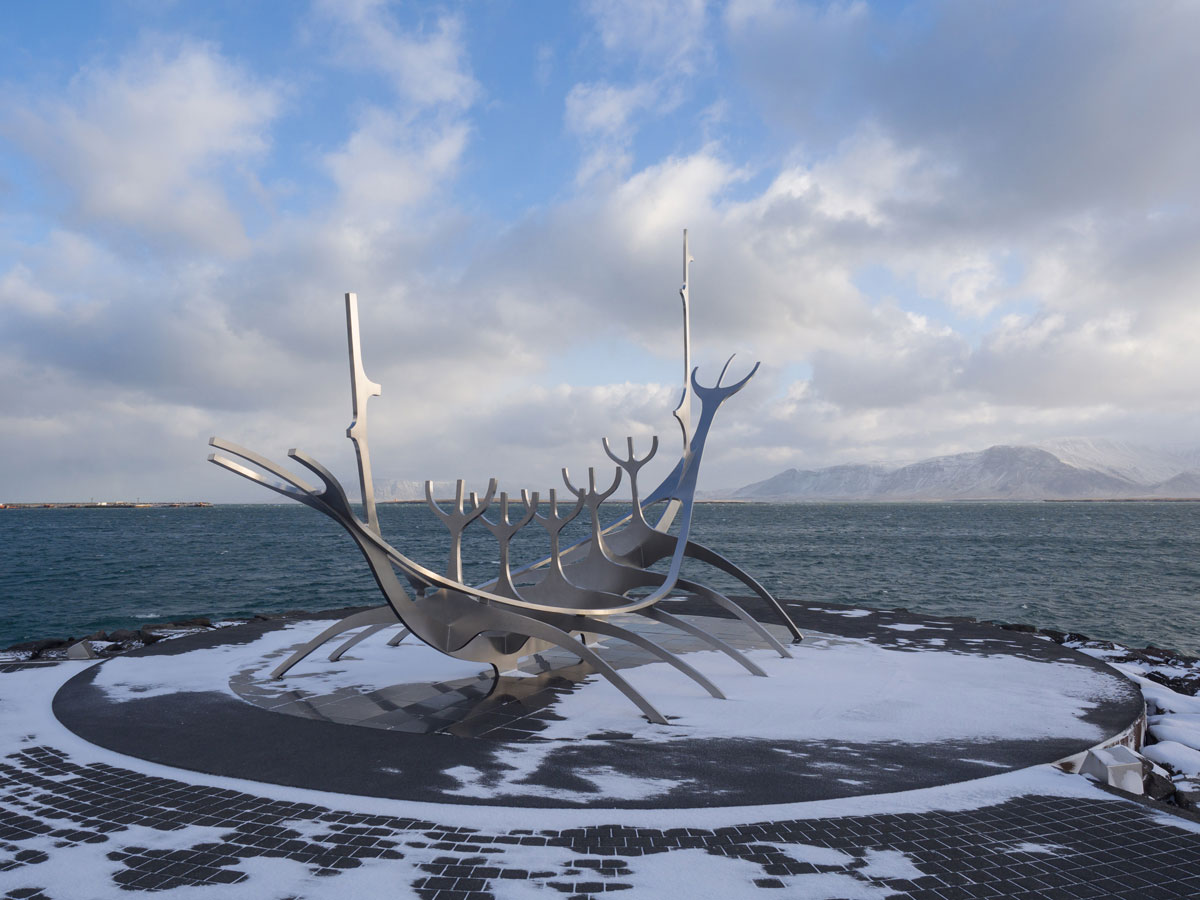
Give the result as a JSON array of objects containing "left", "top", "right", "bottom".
[
  {"left": 723, "top": 442, "right": 1200, "bottom": 501},
  {"left": 373, "top": 479, "right": 459, "bottom": 502},
  {"left": 1033, "top": 438, "right": 1200, "bottom": 486}
]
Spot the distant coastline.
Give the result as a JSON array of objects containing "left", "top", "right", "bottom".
[
  {"left": 0, "top": 501, "right": 212, "bottom": 509},
  {"left": 1043, "top": 497, "right": 1200, "bottom": 503}
]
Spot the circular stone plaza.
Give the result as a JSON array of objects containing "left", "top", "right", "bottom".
[
  {"left": 2, "top": 600, "right": 1200, "bottom": 900},
  {"left": 1, "top": 598, "right": 1198, "bottom": 899}
]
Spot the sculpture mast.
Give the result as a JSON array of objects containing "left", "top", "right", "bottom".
[
  {"left": 656, "top": 230, "right": 697, "bottom": 531},
  {"left": 344, "top": 292, "right": 382, "bottom": 534},
  {"left": 674, "top": 229, "right": 695, "bottom": 451}
]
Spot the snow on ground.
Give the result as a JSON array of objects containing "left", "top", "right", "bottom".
[
  {"left": 0, "top": 658, "right": 1168, "bottom": 832},
  {"left": 1142, "top": 742, "right": 1200, "bottom": 778},
  {"left": 87, "top": 621, "right": 1124, "bottom": 754},
  {"left": 14, "top": 614, "right": 1140, "bottom": 815},
  {"left": 608, "top": 846, "right": 905, "bottom": 900},
  {"left": 438, "top": 637, "right": 1122, "bottom": 799},
  {"left": 8, "top": 621, "right": 1200, "bottom": 897},
  {"left": 1069, "top": 642, "right": 1200, "bottom": 800},
  {"left": 90, "top": 623, "right": 490, "bottom": 702},
  {"left": 248, "top": 637, "right": 491, "bottom": 697},
  {"left": 528, "top": 638, "right": 1122, "bottom": 746},
  {"left": 1000, "top": 841, "right": 1070, "bottom": 855},
  {"left": 90, "top": 622, "right": 327, "bottom": 701},
  {"left": 1149, "top": 714, "right": 1200, "bottom": 747}
]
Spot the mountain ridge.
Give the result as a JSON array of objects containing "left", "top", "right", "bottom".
[{"left": 720, "top": 440, "right": 1200, "bottom": 501}]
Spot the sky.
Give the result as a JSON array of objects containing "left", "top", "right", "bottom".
[{"left": 2, "top": 0, "right": 1199, "bottom": 502}]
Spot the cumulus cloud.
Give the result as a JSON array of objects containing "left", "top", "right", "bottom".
[
  {"left": 309, "top": 0, "right": 478, "bottom": 111},
  {"left": 5, "top": 39, "right": 279, "bottom": 255},
  {"left": 4, "top": 1, "right": 1200, "bottom": 502},
  {"left": 565, "top": 0, "right": 712, "bottom": 183},
  {"left": 585, "top": 0, "right": 710, "bottom": 74}
]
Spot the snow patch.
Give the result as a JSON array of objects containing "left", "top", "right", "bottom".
[
  {"left": 1002, "top": 841, "right": 1068, "bottom": 856},
  {"left": 858, "top": 848, "right": 926, "bottom": 880},
  {"left": 1142, "top": 741, "right": 1200, "bottom": 778}
]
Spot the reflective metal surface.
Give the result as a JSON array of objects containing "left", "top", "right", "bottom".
[{"left": 209, "top": 233, "right": 803, "bottom": 723}]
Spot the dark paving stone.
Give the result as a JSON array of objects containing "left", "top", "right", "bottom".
[
  {"left": 50, "top": 606, "right": 1145, "bottom": 810},
  {"left": 5, "top": 741, "right": 1190, "bottom": 897}
]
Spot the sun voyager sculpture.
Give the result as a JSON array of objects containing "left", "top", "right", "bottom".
[{"left": 209, "top": 232, "right": 802, "bottom": 724}]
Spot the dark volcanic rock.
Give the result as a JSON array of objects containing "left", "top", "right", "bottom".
[
  {"left": 999, "top": 623, "right": 1038, "bottom": 633},
  {"left": 1175, "top": 788, "right": 1200, "bottom": 812},
  {"left": 1145, "top": 771, "right": 1176, "bottom": 801},
  {"left": 5, "top": 638, "right": 68, "bottom": 658}
]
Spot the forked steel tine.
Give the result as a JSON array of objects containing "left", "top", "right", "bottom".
[
  {"left": 562, "top": 467, "right": 584, "bottom": 499},
  {"left": 463, "top": 478, "right": 498, "bottom": 525},
  {"left": 208, "top": 454, "right": 321, "bottom": 511},
  {"left": 691, "top": 359, "right": 760, "bottom": 399},
  {"left": 429, "top": 478, "right": 496, "bottom": 524},
  {"left": 717, "top": 353, "right": 734, "bottom": 387},
  {"left": 532, "top": 487, "right": 584, "bottom": 528},
  {"left": 209, "top": 437, "right": 320, "bottom": 497},
  {"left": 514, "top": 491, "right": 539, "bottom": 528},
  {"left": 564, "top": 489, "right": 587, "bottom": 522},
  {"left": 602, "top": 435, "right": 658, "bottom": 471},
  {"left": 563, "top": 466, "right": 622, "bottom": 505},
  {"left": 287, "top": 449, "right": 357, "bottom": 521},
  {"left": 424, "top": 480, "right": 445, "bottom": 518},
  {"left": 596, "top": 466, "right": 622, "bottom": 501},
  {"left": 601, "top": 436, "right": 621, "bottom": 466},
  {"left": 472, "top": 482, "right": 506, "bottom": 532},
  {"left": 478, "top": 491, "right": 506, "bottom": 530}
]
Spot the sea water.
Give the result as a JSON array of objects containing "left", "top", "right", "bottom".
[{"left": 2, "top": 502, "right": 1198, "bottom": 656}]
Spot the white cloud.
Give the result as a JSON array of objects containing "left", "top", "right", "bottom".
[
  {"left": 6, "top": 39, "right": 278, "bottom": 255},
  {"left": 324, "top": 108, "right": 470, "bottom": 225},
  {"left": 584, "top": 0, "right": 710, "bottom": 74},
  {"left": 565, "top": 0, "right": 711, "bottom": 183},
  {"left": 5, "top": 2, "right": 1200, "bottom": 501},
  {"left": 310, "top": 1, "right": 478, "bottom": 110},
  {"left": 565, "top": 81, "right": 657, "bottom": 138}
]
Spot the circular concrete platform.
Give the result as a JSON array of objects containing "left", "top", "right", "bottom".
[{"left": 53, "top": 601, "right": 1145, "bottom": 809}]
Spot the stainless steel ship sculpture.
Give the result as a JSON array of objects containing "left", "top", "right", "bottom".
[{"left": 209, "top": 233, "right": 802, "bottom": 724}]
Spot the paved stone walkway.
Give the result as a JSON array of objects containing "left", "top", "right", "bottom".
[
  {"left": 3, "top": 601, "right": 1199, "bottom": 898},
  {"left": 2, "top": 738, "right": 1200, "bottom": 898}
]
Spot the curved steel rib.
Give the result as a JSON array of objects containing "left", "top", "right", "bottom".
[
  {"left": 269, "top": 606, "right": 398, "bottom": 679},
  {"left": 209, "top": 237, "right": 803, "bottom": 724},
  {"left": 210, "top": 440, "right": 672, "bottom": 724},
  {"left": 556, "top": 452, "right": 772, "bottom": 673},
  {"left": 328, "top": 621, "right": 394, "bottom": 663}
]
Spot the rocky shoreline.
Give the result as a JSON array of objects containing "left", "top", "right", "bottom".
[
  {"left": 0, "top": 609, "right": 319, "bottom": 660},
  {"left": 6, "top": 607, "right": 1200, "bottom": 817}
]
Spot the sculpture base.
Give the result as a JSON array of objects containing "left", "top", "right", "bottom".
[{"left": 53, "top": 602, "right": 1144, "bottom": 809}]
